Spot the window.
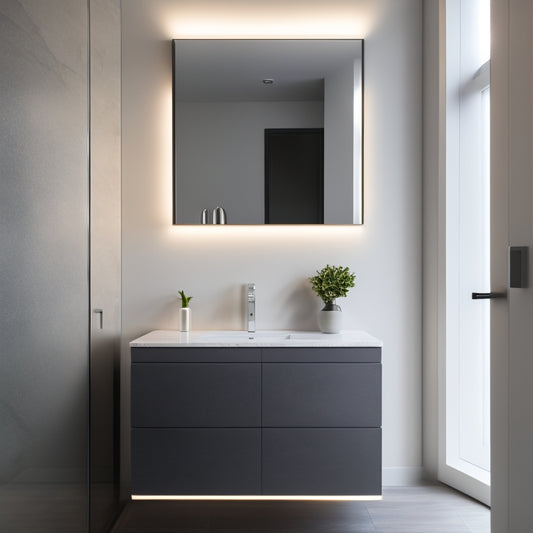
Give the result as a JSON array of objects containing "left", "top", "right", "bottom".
[{"left": 440, "top": 0, "right": 491, "bottom": 505}]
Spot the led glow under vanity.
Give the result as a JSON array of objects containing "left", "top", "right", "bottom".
[{"left": 130, "top": 330, "right": 383, "bottom": 501}]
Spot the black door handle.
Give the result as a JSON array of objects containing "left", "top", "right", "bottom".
[{"left": 472, "top": 292, "right": 505, "bottom": 299}]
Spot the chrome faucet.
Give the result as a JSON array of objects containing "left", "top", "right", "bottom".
[{"left": 247, "top": 283, "right": 256, "bottom": 334}]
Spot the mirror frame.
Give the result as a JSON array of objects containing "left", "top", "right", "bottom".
[{"left": 172, "top": 38, "right": 364, "bottom": 225}]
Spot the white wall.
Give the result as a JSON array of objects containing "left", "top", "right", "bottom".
[
  {"left": 324, "top": 58, "right": 361, "bottom": 224},
  {"left": 122, "top": 0, "right": 422, "bottom": 490}
]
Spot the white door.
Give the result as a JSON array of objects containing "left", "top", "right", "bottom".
[{"left": 491, "top": 0, "right": 533, "bottom": 530}]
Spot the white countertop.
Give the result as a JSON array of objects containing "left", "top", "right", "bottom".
[{"left": 130, "top": 329, "right": 383, "bottom": 348}]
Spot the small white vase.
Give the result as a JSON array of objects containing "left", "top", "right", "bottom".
[
  {"left": 179, "top": 307, "right": 190, "bottom": 332},
  {"left": 317, "top": 303, "right": 342, "bottom": 334}
]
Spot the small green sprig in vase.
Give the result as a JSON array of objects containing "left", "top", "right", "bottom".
[
  {"left": 178, "top": 290, "right": 193, "bottom": 332},
  {"left": 178, "top": 290, "right": 193, "bottom": 308},
  {"left": 309, "top": 265, "right": 355, "bottom": 333}
]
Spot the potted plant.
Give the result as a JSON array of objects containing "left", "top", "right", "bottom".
[
  {"left": 178, "top": 290, "right": 193, "bottom": 332},
  {"left": 309, "top": 265, "right": 356, "bottom": 333}
]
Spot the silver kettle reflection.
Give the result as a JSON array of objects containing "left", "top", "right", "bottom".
[{"left": 212, "top": 206, "right": 227, "bottom": 225}]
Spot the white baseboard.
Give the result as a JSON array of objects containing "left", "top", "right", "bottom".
[{"left": 382, "top": 466, "right": 426, "bottom": 486}]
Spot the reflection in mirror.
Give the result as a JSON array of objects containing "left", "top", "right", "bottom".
[{"left": 172, "top": 39, "right": 363, "bottom": 225}]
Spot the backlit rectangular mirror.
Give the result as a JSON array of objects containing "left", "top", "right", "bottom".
[{"left": 172, "top": 39, "right": 363, "bottom": 225}]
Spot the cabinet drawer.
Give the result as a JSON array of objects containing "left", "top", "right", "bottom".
[
  {"left": 132, "top": 428, "right": 261, "bottom": 495},
  {"left": 262, "top": 363, "right": 381, "bottom": 427},
  {"left": 262, "top": 428, "right": 381, "bottom": 495},
  {"left": 262, "top": 347, "right": 381, "bottom": 363},
  {"left": 131, "top": 347, "right": 261, "bottom": 363},
  {"left": 132, "top": 363, "right": 260, "bottom": 427}
]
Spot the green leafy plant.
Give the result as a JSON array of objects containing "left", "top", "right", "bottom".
[
  {"left": 309, "top": 265, "right": 356, "bottom": 305},
  {"left": 178, "top": 290, "right": 193, "bottom": 308}
]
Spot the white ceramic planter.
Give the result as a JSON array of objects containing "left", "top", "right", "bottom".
[
  {"left": 179, "top": 307, "right": 191, "bottom": 332},
  {"left": 317, "top": 303, "right": 342, "bottom": 334}
]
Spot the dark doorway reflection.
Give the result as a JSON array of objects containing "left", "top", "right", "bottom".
[{"left": 265, "top": 128, "right": 324, "bottom": 224}]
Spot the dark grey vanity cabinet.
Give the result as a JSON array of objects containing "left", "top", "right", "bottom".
[
  {"left": 131, "top": 348, "right": 261, "bottom": 495},
  {"left": 131, "top": 345, "right": 381, "bottom": 497},
  {"left": 131, "top": 362, "right": 261, "bottom": 427},
  {"left": 261, "top": 348, "right": 381, "bottom": 496},
  {"left": 132, "top": 428, "right": 261, "bottom": 495},
  {"left": 262, "top": 428, "right": 381, "bottom": 495},
  {"left": 262, "top": 362, "right": 381, "bottom": 427}
]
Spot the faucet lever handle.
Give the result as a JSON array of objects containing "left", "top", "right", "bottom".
[
  {"left": 247, "top": 283, "right": 256, "bottom": 300},
  {"left": 247, "top": 283, "right": 256, "bottom": 334}
]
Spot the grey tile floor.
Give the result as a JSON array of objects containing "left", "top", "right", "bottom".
[{"left": 111, "top": 484, "right": 490, "bottom": 533}]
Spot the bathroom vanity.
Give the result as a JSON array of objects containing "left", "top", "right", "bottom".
[{"left": 130, "top": 330, "right": 382, "bottom": 499}]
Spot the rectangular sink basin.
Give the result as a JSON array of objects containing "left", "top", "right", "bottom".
[
  {"left": 196, "top": 331, "right": 291, "bottom": 342},
  {"left": 287, "top": 332, "right": 341, "bottom": 340}
]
